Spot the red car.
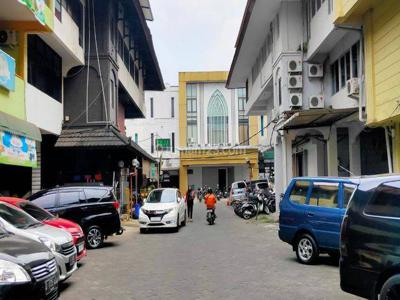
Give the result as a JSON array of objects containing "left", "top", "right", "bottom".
[{"left": 0, "top": 197, "right": 87, "bottom": 261}]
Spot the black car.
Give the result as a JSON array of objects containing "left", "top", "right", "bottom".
[
  {"left": 28, "top": 185, "right": 123, "bottom": 249},
  {"left": 0, "top": 225, "right": 58, "bottom": 300},
  {"left": 340, "top": 175, "right": 400, "bottom": 300}
]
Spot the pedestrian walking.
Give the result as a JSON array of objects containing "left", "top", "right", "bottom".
[{"left": 186, "top": 187, "right": 194, "bottom": 222}]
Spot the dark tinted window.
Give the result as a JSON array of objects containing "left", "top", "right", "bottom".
[
  {"left": 237, "top": 182, "right": 246, "bottom": 189},
  {"left": 19, "top": 202, "right": 54, "bottom": 221},
  {"left": 343, "top": 184, "right": 356, "bottom": 207},
  {"left": 59, "top": 191, "right": 85, "bottom": 206},
  {"left": 32, "top": 193, "right": 57, "bottom": 209},
  {"left": 0, "top": 203, "right": 40, "bottom": 229},
  {"left": 85, "top": 189, "right": 108, "bottom": 203},
  {"left": 309, "top": 182, "right": 339, "bottom": 208},
  {"left": 365, "top": 182, "right": 400, "bottom": 218},
  {"left": 289, "top": 181, "right": 310, "bottom": 205}
]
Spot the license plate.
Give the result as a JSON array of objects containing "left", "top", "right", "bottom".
[
  {"left": 69, "top": 254, "right": 76, "bottom": 266},
  {"left": 77, "top": 243, "right": 84, "bottom": 253},
  {"left": 45, "top": 275, "right": 58, "bottom": 295},
  {"left": 151, "top": 217, "right": 161, "bottom": 222}
]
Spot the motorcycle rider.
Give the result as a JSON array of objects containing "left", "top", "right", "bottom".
[{"left": 205, "top": 188, "right": 217, "bottom": 218}]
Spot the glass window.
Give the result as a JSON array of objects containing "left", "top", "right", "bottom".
[
  {"left": 151, "top": 133, "right": 154, "bottom": 153},
  {"left": 343, "top": 184, "right": 356, "bottom": 208},
  {"left": 172, "top": 132, "right": 175, "bottom": 153},
  {"left": 150, "top": 98, "right": 154, "bottom": 118},
  {"left": 365, "top": 182, "right": 400, "bottom": 218},
  {"left": 59, "top": 191, "right": 84, "bottom": 206},
  {"left": 352, "top": 43, "right": 359, "bottom": 78},
  {"left": 28, "top": 35, "right": 62, "bottom": 102},
  {"left": 345, "top": 52, "right": 351, "bottom": 82},
  {"left": 186, "top": 84, "right": 198, "bottom": 145},
  {"left": 85, "top": 189, "right": 108, "bottom": 203},
  {"left": 32, "top": 193, "right": 57, "bottom": 209},
  {"left": 147, "top": 189, "right": 177, "bottom": 203},
  {"left": 289, "top": 181, "right": 310, "bottom": 205},
  {"left": 55, "top": 0, "right": 62, "bottom": 21},
  {"left": 207, "top": 90, "right": 229, "bottom": 145},
  {"left": 19, "top": 202, "right": 54, "bottom": 221},
  {"left": 309, "top": 182, "right": 339, "bottom": 208},
  {"left": 171, "top": 97, "right": 175, "bottom": 118}
]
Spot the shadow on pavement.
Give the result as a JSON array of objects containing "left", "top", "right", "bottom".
[{"left": 286, "top": 255, "right": 339, "bottom": 267}]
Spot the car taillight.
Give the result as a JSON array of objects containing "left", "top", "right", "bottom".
[{"left": 113, "top": 201, "right": 120, "bottom": 210}]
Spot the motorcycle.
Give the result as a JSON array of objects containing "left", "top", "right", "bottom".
[
  {"left": 238, "top": 190, "right": 276, "bottom": 219},
  {"left": 206, "top": 209, "right": 216, "bottom": 225}
]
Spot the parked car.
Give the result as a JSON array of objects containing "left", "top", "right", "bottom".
[
  {"left": 0, "top": 197, "right": 86, "bottom": 261},
  {"left": 139, "top": 188, "right": 186, "bottom": 233},
  {"left": 279, "top": 177, "right": 356, "bottom": 264},
  {"left": 28, "top": 185, "right": 123, "bottom": 249},
  {"left": 0, "top": 202, "right": 77, "bottom": 281},
  {"left": 340, "top": 175, "right": 400, "bottom": 299},
  {"left": 229, "top": 181, "right": 247, "bottom": 203},
  {"left": 0, "top": 222, "right": 59, "bottom": 300}
]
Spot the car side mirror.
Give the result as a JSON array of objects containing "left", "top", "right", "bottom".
[{"left": 280, "top": 193, "right": 285, "bottom": 199}]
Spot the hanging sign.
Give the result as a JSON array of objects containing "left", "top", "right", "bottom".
[
  {"left": 0, "top": 49, "right": 15, "bottom": 91},
  {"left": 18, "top": 0, "right": 46, "bottom": 25},
  {"left": 0, "top": 131, "right": 37, "bottom": 167}
]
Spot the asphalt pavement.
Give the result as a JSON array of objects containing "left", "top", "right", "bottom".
[{"left": 60, "top": 200, "right": 360, "bottom": 300}]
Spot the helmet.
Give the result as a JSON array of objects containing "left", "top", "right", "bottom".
[{"left": 207, "top": 188, "right": 212, "bottom": 194}]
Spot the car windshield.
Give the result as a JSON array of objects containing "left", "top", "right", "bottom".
[
  {"left": 0, "top": 203, "right": 41, "bottom": 229},
  {"left": 237, "top": 182, "right": 246, "bottom": 189},
  {"left": 147, "top": 190, "right": 176, "bottom": 203},
  {"left": 257, "top": 183, "right": 268, "bottom": 189},
  {"left": 19, "top": 202, "right": 55, "bottom": 221}
]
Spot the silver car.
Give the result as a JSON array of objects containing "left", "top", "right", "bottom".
[
  {"left": 230, "top": 181, "right": 248, "bottom": 202},
  {"left": 0, "top": 202, "right": 77, "bottom": 281}
]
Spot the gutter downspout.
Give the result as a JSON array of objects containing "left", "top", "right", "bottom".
[
  {"left": 385, "top": 127, "right": 394, "bottom": 173},
  {"left": 359, "top": 29, "right": 366, "bottom": 122}
]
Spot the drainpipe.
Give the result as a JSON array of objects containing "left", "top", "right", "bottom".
[
  {"left": 385, "top": 127, "right": 393, "bottom": 173},
  {"left": 358, "top": 30, "right": 366, "bottom": 122}
]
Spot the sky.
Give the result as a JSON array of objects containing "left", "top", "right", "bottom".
[{"left": 147, "top": 0, "right": 247, "bottom": 86}]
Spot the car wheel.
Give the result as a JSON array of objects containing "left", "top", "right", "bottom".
[
  {"left": 175, "top": 214, "right": 180, "bottom": 232},
  {"left": 296, "top": 234, "right": 319, "bottom": 265},
  {"left": 86, "top": 226, "right": 104, "bottom": 249},
  {"left": 182, "top": 211, "right": 187, "bottom": 226},
  {"left": 379, "top": 274, "right": 400, "bottom": 300}
]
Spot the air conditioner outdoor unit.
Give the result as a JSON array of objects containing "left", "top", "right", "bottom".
[
  {"left": 308, "top": 64, "right": 323, "bottom": 78},
  {"left": 309, "top": 95, "right": 324, "bottom": 109},
  {"left": 289, "top": 93, "right": 303, "bottom": 108},
  {"left": 347, "top": 78, "right": 360, "bottom": 96},
  {"left": 288, "top": 75, "right": 303, "bottom": 89},
  {"left": 0, "top": 30, "right": 17, "bottom": 46},
  {"left": 288, "top": 59, "right": 302, "bottom": 73}
]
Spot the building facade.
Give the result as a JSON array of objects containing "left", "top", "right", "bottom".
[
  {"left": 335, "top": 0, "right": 400, "bottom": 172},
  {"left": 126, "top": 85, "right": 180, "bottom": 187},
  {"left": 178, "top": 71, "right": 259, "bottom": 194},
  {"left": 227, "top": 0, "right": 389, "bottom": 199},
  {"left": 0, "top": 0, "right": 55, "bottom": 197}
]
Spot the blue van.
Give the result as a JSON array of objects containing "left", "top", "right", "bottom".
[{"left": 279, "top": 177, "right": 357, "bottom": 264}]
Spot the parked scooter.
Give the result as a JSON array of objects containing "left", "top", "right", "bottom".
[{"left": 206, "top": 209, "right": 216, "bottom": 225}]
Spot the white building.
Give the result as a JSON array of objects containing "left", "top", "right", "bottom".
[
  {"left": 126, "top": 85, "right": 180, "bottom": 187},
  {"left": 227, "top": 0, "right": 389, "bottom": 198}
]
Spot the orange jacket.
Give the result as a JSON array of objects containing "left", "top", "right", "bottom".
[{"left": 205, "top": 193, "right": 217, "bottom": 209}]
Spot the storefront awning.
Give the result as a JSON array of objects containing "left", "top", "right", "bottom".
[
  {"left": 280, "top": 108, "right": 358, "bottom": 130},
  {"left": 55, "top": 126, "right": 155, "bottom": 162},
  {"left": 0, "top": 111, "right": 42, "bottom": 141}
]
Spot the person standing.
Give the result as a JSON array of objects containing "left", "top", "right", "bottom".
[{"left": 186, "top": 187, "right": 194, "bottom": 222}]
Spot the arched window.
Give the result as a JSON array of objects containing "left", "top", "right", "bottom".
[{"left": 207, "top": 90, "right": 229, "bottom": 145}]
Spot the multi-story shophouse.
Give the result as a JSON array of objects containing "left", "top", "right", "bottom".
[
  {"left": 0, "top": 0, "right": 60, "bottom": 197},
  {"left": 126, "top": 85, "right": 180, "bottom": 187},
  {"left": 227, "top": 0, "right": 390, "bottom": 199},
  {"left": 335, "top": 0, "right": 400, "bottom": 173},
  {"left": 178, "top": 71, "right": 260, "bottom": 194},
  {"left": 42, "top": 0, "right": 164, "bottom": 208}
]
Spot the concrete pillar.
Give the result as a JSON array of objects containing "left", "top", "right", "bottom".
[
  {"left": 327, "top": 127, "right": 338, "bottom": 176},
  {"left": 179, "top": 165, "right": 188, "bottom": 195}
]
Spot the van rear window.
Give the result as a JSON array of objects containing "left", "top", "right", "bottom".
[
  {"left": 289, "top": 181, "right": 310, "bottom": 205},
  {"left": 365, "top": 182, "right": 400, "bottom": 218}
]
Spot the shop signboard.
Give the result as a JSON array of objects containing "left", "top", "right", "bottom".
[
  {"left": 0, "top": 49, "right": 16, "bottom": 91},
  {"left": 156, "top": 138, "right": 171, "bottom": 151},
  {"left": 18, "top": 0, "right": 46, "bottom": 25},
  {"left": 0, "top": 131, "right": 37, "bottom": 167}
]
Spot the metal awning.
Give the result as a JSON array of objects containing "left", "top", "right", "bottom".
[
  {"left": 55, "top": 126, "right": 155, "bottom": 162},
  {"left": 0, "top": 111, "right": 42, "bottom": 141},
  {"left": 280, "top": 108, "right": 358, "bottom": 130}
]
